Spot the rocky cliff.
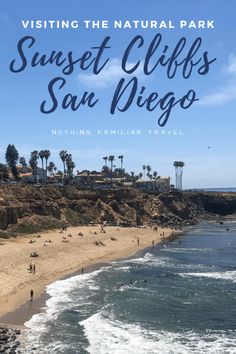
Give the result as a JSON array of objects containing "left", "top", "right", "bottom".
[{"left": 0, "top": 185, "right": 236, "bottom": 235}]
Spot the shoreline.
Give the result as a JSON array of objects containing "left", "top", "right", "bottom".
[
  {"left": 0, "top": 261, "right": 107, "bottom": 328},
  {"left": 0, "top": 225, "right": 181, "bottom": 327}
]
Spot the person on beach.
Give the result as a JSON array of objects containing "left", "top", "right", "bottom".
[
  {"left": 29, "top": 263, "right": 32, "bottom": 272},
  {"left": 100, "top": 222, "right": 104, "bottom": 233},
  {"left": 82, "top": 267, "right": 84, "bottom": 275},
  {"left": 33, "top": 264, "right": 36, "bottom": 274},
  {"left": 30, "top": 289, "right": 34, "bottom": 301},
  {"left": 137, "top": 238, "right": 140, "bottom": 245},
  {"left": 152, "top": 240, "right": 155, "bottom": 248}
]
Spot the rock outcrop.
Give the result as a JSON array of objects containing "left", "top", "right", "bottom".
[
  {"left": 0, "top": 185, "right": 236, "bottom": 234},
  {"left": 0, "top": 327, "right": 21, "bottom": 353}
]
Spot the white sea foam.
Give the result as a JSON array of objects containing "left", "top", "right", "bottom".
[
  {"left": 114, "top": 252, "right": 153, "bottom": 264},
  {"left": 21, "top": 267, "right": 108, "bottom": 352},
  {"left": 88, "top": 285, "right": 101, "bottom": 290},
  {"left": 122, "top": 252, "right": 172, "bottom": 267},
  {"left": 179, "top": 270, "right": 236, "bottom": 283},
  {"left": 80, "top": 311, "right": 236, "bottom": 354},
  {"left": 118, "top": 284, "right": 145, "bottom": 292},
  {"left": 116, "top": 252, "right": 210, "bottom": 273},
  {"left": 115, "top": 265, "right": 132, "bottom": 272}
]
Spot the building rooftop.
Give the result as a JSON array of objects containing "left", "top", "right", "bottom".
[{"left": 136, "top": 177, "right": 170, "bottom": 183}]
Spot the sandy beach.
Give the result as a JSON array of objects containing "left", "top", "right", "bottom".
[{"left": 0, "top": 225, "right": 178, "bottom": 320}]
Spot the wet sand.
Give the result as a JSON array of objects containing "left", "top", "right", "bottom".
[{"left": 0, "top": 225, "right": 178, "bottom": 324}]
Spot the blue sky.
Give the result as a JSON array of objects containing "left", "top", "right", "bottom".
[{"left": 0, "top": 0, "right": 236, "bottom": 188}]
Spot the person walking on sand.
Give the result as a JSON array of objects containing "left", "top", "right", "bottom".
[
  {"left": 137, "top": 238, "right": 140, "bottom": 245},
  {"left": 30, "top": 289, "right": 34, "bottom": 301},
  {"left": 82, "top": 267, "right": 84, "bottom": 275},
  {"left": 33, "top": 264, "right": 36, "bottom": 274},
  {"left": 152, "top": 240, "right": 155, "bottom": 248},
  {"left": 100, "top": 222, "right": 104, "bottom": 233}
]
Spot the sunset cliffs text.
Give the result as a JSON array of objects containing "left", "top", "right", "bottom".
[{"left": 9, "top": 34, "right": 216, "bottom": 126}]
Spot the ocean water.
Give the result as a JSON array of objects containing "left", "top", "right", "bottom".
[
  {"left": 21, "top": 219, "right": 236, "bottom": 354},
  {"left": 202, "top": 188, "right": 236, "bottom": 193},
  {"left": 186, "top": 187, "right": 236, "bottom": 193}
]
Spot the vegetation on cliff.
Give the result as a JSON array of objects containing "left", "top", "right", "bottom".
[{"left": 0, "top": 185, "right": 236, "bottom": 237}]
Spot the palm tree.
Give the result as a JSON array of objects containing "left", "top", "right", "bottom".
[
  {"left": 29, "top": 151, "right": 39, "bottom": 183},
  {"left": 146, "top": 165, "right": 151, "bottom": 174},
  {"left": 5, "top": 144, "right": 19, "bottom": 179},
  {"left": 66, "top": 153, "right": 72, "bottom": 181},
  {"left": 39, "top": 150, "right": 45, "bottom": 182},
  {"left": 44, "top": 150, "right": 51, "bottom": 183},
  {"left": 29, "top": 157, "right": 37, "bottom": 182},
  {"left": 103, "top": 156, "right": 108, "bottom": 167},
  {"left": 47, "top": 161, "right": 55, "bottom": 176},
  {"left": 118, "top": 155, "right": 124, "bottom": 183},
  {"left": 65, "top": 154, "right": 75, "bottom": 181},
  {"left": 108, "top": 155, "right": 115, "bottom": 185},
  {"left": 103, "top": 156, "right": 108, "bottom": 182},
  {"left": 19, "top": 157, "right": 26, "bottom": 167},
  {"left": 153, "top": 171, "right": 158, "bottom": 179},
  {"left": 142, "top": 165, "right": 146, "bottom": 178},
  {"left": 19, "top": 156, "right": 27, "bottom": 173},
  {"left": 59, "top": 150, "right": 67, "bottom": 184},
  {"left": 146, "top": 165, "right": 151, "bottom": 179}
]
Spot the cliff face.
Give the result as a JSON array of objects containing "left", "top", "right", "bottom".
[
  {"left": 0, "top": 185, "right": 236, "bottom": 234},
  {"left": 189, "top": 193, "right": 236, "bottom": 215}
]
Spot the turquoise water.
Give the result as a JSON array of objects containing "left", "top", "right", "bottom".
[{"left": 21, "top": 219, "right": 236, "bottom": 353}]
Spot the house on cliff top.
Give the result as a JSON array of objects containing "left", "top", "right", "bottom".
[{"left": 135, "top": 177, "right": 170, "bottom": 192}]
